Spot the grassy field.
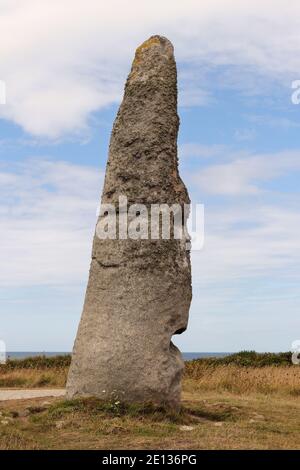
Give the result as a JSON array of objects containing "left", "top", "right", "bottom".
[{"left": 0, "top": 352, "right": 299, "bottom": 449}]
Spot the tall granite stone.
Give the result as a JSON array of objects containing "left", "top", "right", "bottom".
[{"left": 66, "top": 36, "right": 192, "bottom": 404}]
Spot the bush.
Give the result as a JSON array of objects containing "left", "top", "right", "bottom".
[{"left": 0, "top": 354, "right": 71, "bottom": 371}]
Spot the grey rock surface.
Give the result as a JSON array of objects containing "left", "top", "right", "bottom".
[{"left": 66, "top": 36, "right": 192, "bottom": 405}]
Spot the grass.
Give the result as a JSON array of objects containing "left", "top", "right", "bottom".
[
  {"left": 0, "top": 355, "right": 69, "bottom": 388},
  {"left": 0, "top": 389, "right": 299, "bottom": 449},
  {"left": 0, "top": 352, "right": 299, "bottom": 449},
  {"left": 0, "top": 368, "right": 68, "bottom": 388},
  {"left": 184, "top": 364, "right": 300, "bottom": 396},
  {"left": 1, "top": 365, "right": 299, "bottom": 396}
]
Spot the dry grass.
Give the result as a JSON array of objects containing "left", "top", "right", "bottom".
[
  {"left": 1, "top": 363, "right": 299, "bottom": 397},
  {"left": 0, "top": 368, "right": 68, "bottom": 388},
  {"left": 184, "top": 364, "right": 300, "bottom": 396}
]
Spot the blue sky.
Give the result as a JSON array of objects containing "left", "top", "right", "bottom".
[{"left": 1, "top": 0, "right": 300, "bottom": 352}]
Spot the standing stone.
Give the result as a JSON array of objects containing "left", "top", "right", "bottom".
[{"left": 66, "top": 36, "right": 192, "bottom": 405}]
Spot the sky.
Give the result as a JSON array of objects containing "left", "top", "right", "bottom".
[{"left": 1, "top": 0, "right": 300, "bottom": 352}]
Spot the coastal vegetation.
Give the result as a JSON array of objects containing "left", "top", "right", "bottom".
[{"left": 0, "top": 352, "right": 299, "bottom": 449}]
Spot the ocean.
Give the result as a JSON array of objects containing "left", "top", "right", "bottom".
[{"left": 6, "top": 352, "right": 232, "bottom": 361}]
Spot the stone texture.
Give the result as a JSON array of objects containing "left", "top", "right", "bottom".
[{"left": 66, "top": 36, "right": 192, "bottom": 405}]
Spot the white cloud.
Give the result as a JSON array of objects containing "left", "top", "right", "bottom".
[
  {"left": 0, "top": 159, "right": 103, "bottom": 286},
  {"left": 182, "top": 145, "right": 300, "bottom": 287},
  {"left": 190, "top": 150, "right": 300, "bottom": 195},
  {"left": 192, "top": 203, "right": 300, "bottom": 284},
  {"left": 0, "top": 0, "right": 300, "bottom": 137}
]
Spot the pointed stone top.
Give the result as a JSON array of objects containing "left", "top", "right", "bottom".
[
  {"left": 129, "top": 35, "right": 175, "bottom": 84},
  {"left": 135, "top": 35, "right": 174, "bottom": 57}
]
